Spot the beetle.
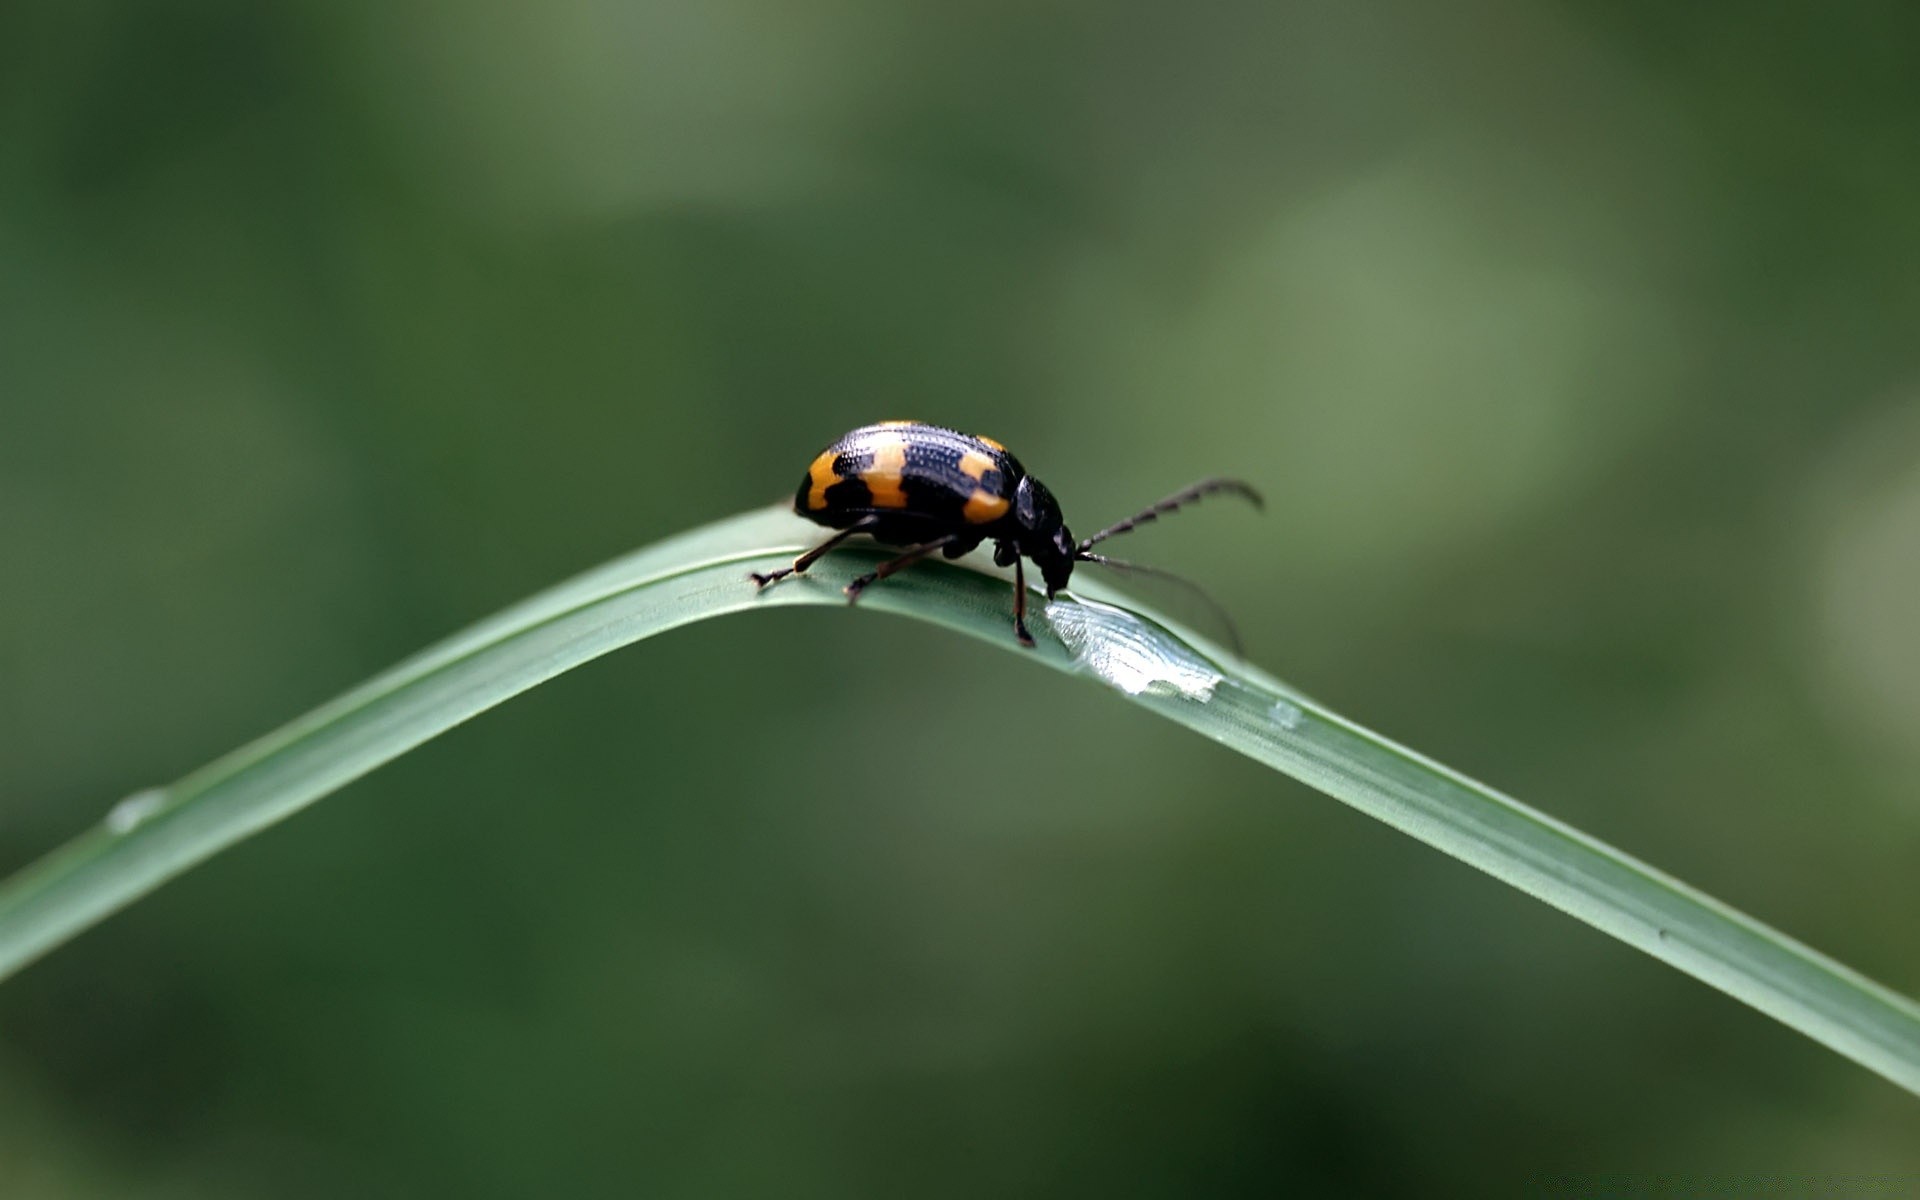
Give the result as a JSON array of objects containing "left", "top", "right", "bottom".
[{"left": 750, "top": 421, "right": 1261, "bottom": 647}]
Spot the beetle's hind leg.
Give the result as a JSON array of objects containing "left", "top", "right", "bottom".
[
  {"left": 749, "top": 518, "right": 875, "bottom": 589},
  {"left": 844, "top": 535, "right": 959, "bottom": 603}
]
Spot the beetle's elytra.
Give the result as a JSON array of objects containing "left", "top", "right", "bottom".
[{"left": 752, "top": 421, "right": 1261, "bottom": 648}]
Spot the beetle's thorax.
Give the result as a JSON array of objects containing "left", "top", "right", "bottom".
[{"left": 1012, "top": 475, "right": 1076, "bottom": 595}]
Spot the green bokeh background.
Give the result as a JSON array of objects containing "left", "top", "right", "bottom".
[{"left": 5, "top": 1, "right": 1919, "bottom": 1192}]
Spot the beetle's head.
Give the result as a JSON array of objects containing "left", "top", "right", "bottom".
[{"left": 1013, "top": 475, "right": 1076, "bottom": 596}]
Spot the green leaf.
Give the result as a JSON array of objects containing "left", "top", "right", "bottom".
[{"left": 3, "top": 506, "right": 1917, "bottom": 1094}]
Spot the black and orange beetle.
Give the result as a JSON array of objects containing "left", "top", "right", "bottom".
[{"left": 752, "top": 421, "right": 1261, "bottom": 647}]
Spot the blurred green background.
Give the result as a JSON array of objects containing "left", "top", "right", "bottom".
[{"left": 4, "top": 0, "right": 1919, "bottom": 1193}]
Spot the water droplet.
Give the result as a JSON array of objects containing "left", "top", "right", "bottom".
[
  {"left": 1046, "top": 598, "right": 1223, "bottom": 701},
  {"left": 1268, "top": 699, "right": 1304, "bottom": 730},
  {"left": 106, "top": 788, "right": 166, "bottom": 835}
]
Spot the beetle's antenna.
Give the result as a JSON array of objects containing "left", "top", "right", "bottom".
[
  {"left": 1074, "top": 553, "right": 1245, "bottom": 657},
  {"left": 1076, "top": 477, "right": 1262, "bottom": 551}
]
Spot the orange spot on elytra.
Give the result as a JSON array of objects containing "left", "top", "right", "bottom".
[
  {"left": 976, "top": 434, "right": 1005, "bottom": 451},
  {"left": 863, "top": 441, "right": 910, "bottom": 508},
  {"left": 806, "top": 451, "right": 842, "bottom": 510},
  {"left": 964, "top": 490, "right": 1010, "bottom": 523},
  {"left": 958, "top": 450, "right": 996, "bottom": 481}
]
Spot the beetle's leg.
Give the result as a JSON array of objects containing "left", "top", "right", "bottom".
[
  {"left": 1011, "top": 555, "right": 1035, "bottom": 648},
  {"left": 750, "top": 517, "right": 875, "bottom": 589},
  {"left": 844, "top": 535, "right": 958, "bottom": 603}
]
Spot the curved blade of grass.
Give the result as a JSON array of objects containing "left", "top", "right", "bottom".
[{"left": 1, "top": 506, "right": 1917, "bottom": 1095}]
